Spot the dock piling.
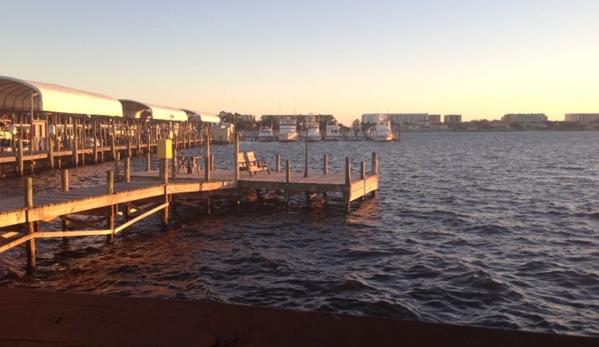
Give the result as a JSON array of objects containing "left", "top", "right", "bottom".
[
  {"left": 24, "top": 177, "right": 36, "bottom": 273},
  {"left": 106, "top": 170, "right": 115, "bottom": 243}
]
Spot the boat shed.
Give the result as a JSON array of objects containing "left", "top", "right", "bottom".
[
  {"left": 0, "top": 76, "right": 122, "bottom": 117},
  {"left": 119, "top": 100, "right": 187, "bottom": 122},
  {"left": 181, "top": 109, "right": 220, "bottom": 124}
]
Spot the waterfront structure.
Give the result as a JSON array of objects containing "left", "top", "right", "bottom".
[
  {"left": 0, "top": 76, "right": 217, "bottom": 176},
  {"left": 565, "top": 113, "right": 599, "bottom": 123},
  {"left": 444, "top": 114, "right": 462, "bottom": 123},
  {"left": 502, "top": 113, "right": 547, "bottom": 123},
  {"left": 0, "top": 148, "right": 380, "bottom": 271}
]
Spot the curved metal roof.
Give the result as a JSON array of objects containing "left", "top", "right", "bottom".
[
  {"left": 181, "top": 109, "right": 221, "bottom": 123},
  {"left": 120, "top": 99, "right": 188, "bottom": 122},
  {"left": 0, "top": 76, "right": 123, "bottom": 117}
]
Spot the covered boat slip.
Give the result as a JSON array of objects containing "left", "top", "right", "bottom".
[{"left": 0, "top": 76, "right": 216, "bottom": 176}]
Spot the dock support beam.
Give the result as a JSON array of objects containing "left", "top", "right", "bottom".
[
  {"left": 24, "top": 177, "right": 36, "bottom": 273},
  {"left": 345, "top": 157, "right": 351, "bottom": 212},
  {"left": 106, "top": 170, "right": 115, "bottom": 243},
  {"left": 276, "top": 154, "right": 281, "bottom": 173},
  {"left": 205, "top": 132, "right": 211, "bottom": 182},
  {"left": 372, "top": 152, "right": 378, "bottom": 197},
  {"left": 285, "top": 159, "right": 291, "bottom": 207},
  {"left": 61, "top": 169, "right": 70, "bottom": 245}
]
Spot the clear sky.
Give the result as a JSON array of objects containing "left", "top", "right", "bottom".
[{"left": 1, "top": 0, "right": 597, "bottom": 125}]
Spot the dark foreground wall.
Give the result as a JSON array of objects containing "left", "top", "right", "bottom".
[{"left": 0, "top": 288, "right": 595, "bottom": 347}]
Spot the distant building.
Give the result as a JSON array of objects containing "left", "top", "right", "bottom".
[
  {"left": 565, "top": 113, "right": 599, "bottom": 123},
  {"left": 502, "top": 113, "right": 547, "bottom": 123},
  {"left": 362, "top": 113, "right": 431, "bottom": 125},
  {"left": 444, "top": 114, "right": 462, "bottom": 123},
  {"left": 428, "top": 114, "right": 441, "bottom": 123}
]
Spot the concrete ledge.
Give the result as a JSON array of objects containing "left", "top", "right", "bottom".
[{"left": 0, "top": 288, "right": 595, "bottom": 346}]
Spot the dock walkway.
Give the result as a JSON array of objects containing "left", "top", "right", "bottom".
[{"left": 0, "top": 153, "right": 379, "bottom": 271}]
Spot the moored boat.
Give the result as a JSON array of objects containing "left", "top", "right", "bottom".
[
  {"left": 305, "top": 115, "right": 321, "bottom": 142},
  {"left": 372, "top": 115, "right": 394, "bottom": 142},
  {"left": 277, "top": 116, "right": 298, "bottom": 142},
  {"left": 323, "top": 120, "right": 340, "bottom": 141},
  {"left": 258, "top": 126, "right": 276, "bottom": 142}
]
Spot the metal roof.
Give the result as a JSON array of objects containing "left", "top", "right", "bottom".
[
  {"left": 181, "top": 109, "right": 221, "bottom": 123},
  {"left": 120, "top": 99, "right": 187, "bottom": 122},
  {"left": 0, "top": 76, "right": 123, "bottom": 117}
]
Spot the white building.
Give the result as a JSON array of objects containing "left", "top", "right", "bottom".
[{"left": 565, "top": 113, "right": 599, "bottom": 123}]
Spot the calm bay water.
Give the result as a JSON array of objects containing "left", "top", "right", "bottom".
[{"left": 1, "top": 131, "right": 598, "bottom": 336}]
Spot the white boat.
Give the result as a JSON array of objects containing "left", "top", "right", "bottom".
[
  {"left": 277, "top": 116, "right": 298, "bottom": 142},
  {"left": 372, "top": 115, "right": 394, "bottom": 142},
  {"left": 323, "top": 120, "right": 340, "bottom": 141},
  {"left": 258, "top": 126, "right": 276, "bottom": 142},
  {"left": 305, "top": 115, "right": 321, "bottom": 142}
]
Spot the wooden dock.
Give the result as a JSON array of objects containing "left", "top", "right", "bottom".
[{"left": 0, "top": 152, "right": 379, "bottom": 272}]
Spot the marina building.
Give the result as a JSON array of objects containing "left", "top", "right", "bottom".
[
  {"left": 502, "top": 113, "right": 547, "bottom": 123},
  {"left": 565, "top": 113, "right": 599, "bottom": 123}
]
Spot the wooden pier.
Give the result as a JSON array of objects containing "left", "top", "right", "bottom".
[{"left": 0, "top": 150, "right": 379, "bottom": 272}]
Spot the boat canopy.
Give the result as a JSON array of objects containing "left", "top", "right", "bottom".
[
  {"left": 120, "top": 99, "right": 187, "bottom": 122},
  {"left": 181, "top": 109, "right": 220, "bottom": 123},
  {"left": 0, "top": 76, "right": 123, "bottom": 117}
]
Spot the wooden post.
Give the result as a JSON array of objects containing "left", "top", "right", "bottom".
[
  {"left": 372, "top": 152, "right": 378, "bottom": 175},
  {"left": 61, "top": 169, "right": 69, "bottom": 192},
  {"left": 360, "top": 162, "right": 366, "bottom": 202},
  {"left": 234, "top": 129, "right": 239, "bottom": 180},
  {"left": 61, "top": 169, "right": 70, "bottom": 245},
  {"left": 92, "top": 117, "right": 98, "bottom": 164},
  {"left": 345, "top": 157, "right": 351, "bottom": 212},
  {"left": 304, "top": 136, "right": 309, "bottom": 178},
  {"left": 323, "top": 154, "right": 328, "bottom": 174},
  {"left": 24, "top": 177, "right": 36, "bottom": 273},
  {"left": 285, "top": 159, "right": 291, "bottom": 207},
  {"left": 162, "top": 176, "right": 169, "bottom": 230},
  {"left": 72, "top": 119, "right": 78, "bottom": 168},
  {"left": 126, "top": 120, "right": 132, "bottom": 159},
  {"left": 111, "top": 120, "right": 117, "bottom": 161},
  {"left": 372, "top": 152, "right": 378, "bottom": 197},
  {"left": 47, "top": 119, "right": 54, "bottom": 168},
  {"left": 136, "top": 120, "right": 141, "bottom": 157},
  {"left": 106, "top": 170, "right": 115, "bottom": 243},
  {"left": 160, "top": 159, "right": 168, "bottom": 184},
  {"left": 114, "top": 152, "right": 120, "bottom": 180},
  {"left": 205, "top": 132, "right": 211, "bottom": 182},
  {"left": 125, "top": 157, "right": 131, "bottom": 183},
  {"left": 276, "top": 154, "right": 281, "bottom": 173},
  {"left": 172, "top": 146, "right": 177, "bottom": 180},
  {"left": 81, "top": 118, "right": 87, "bottom": 166},
  {"left": 146, "top": 151, "right": 151, "bottom": 172},
  {"left": 146, "top": 132, "right": 151, "bottom": 156},
  {"left": 17, "top": 139, "right": 24, "bottom": 176}
]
